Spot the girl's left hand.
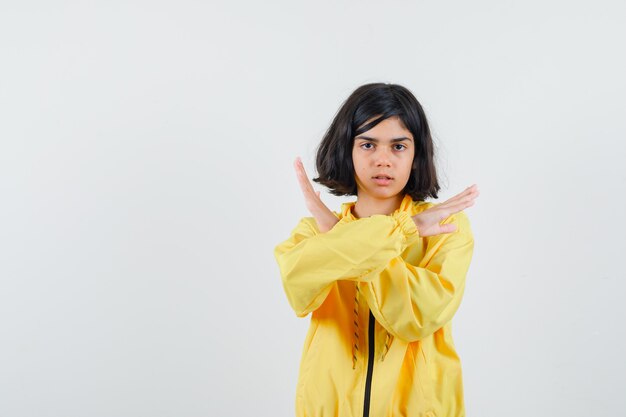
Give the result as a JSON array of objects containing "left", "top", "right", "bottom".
[
  {"left": 412, "top": 184, "right": 479, "bottom": 237},
  {"left": 293, "top": 156, "right": 339, "bottom": 233}
]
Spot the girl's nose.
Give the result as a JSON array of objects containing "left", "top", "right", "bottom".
[{"left": 375, "top": 150, "right": 392, "bottom": 166}]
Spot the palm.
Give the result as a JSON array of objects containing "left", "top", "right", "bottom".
[
  {"left": 293, "top": 157, "right": 337, "bottom": 232},
  {"left": 294, "top": 157, "right": 323, "bottom": 209},
  {"left": 413, "top": 185, "right": 479, "bottom": 237}
]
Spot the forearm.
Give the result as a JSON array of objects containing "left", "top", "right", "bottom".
[
  {"left": 274, "top": 212, "right": 419, "bottom": 317},
  {"left": 313, "top": 208, "right": 340, "bottom": 233},
  {"left": 358, "top": 211, "right": 474, "bottom": 341}
]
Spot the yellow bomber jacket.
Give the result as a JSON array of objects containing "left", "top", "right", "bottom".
[{"left": 273, "top": 193, "right": 475, "bottom": 417}]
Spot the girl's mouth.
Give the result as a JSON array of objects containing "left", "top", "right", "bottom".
[{"left": 372, "top": 177, "right": 393, "bottom": 185}]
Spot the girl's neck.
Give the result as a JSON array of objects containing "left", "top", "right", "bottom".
[{"left": 352, "top": 193, "right": 405, "bottom": 219}]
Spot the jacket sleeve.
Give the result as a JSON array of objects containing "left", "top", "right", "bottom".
[
  {"left": 358, "top": 211, "right": 474, "bottom": 342},
  {"left": 273, "top": 211, "right": 421, "bottom": 318}
]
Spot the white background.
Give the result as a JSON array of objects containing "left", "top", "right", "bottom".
[{"left": 1, "top": 1, "right": 625, "bottom": 416}]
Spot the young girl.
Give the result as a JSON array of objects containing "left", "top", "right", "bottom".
[{"left": 274, "top": 83, "right": 479, "bottom": 417}]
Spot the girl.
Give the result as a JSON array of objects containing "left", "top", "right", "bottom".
[{"left": 274, "top": 83, "right": 479, "bottom": 417}]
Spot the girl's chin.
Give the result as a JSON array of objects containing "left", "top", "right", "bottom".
[{"left": 359, "top": 188, "right": 402, "bottom": 199}]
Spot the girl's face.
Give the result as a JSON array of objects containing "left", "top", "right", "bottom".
[{"left": 352, "top": 115, "right": 415, "bottom": 201}]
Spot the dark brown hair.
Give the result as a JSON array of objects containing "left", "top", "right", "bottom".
[{"left": 312, "top": 82, "right": 440, "bottom": 201}]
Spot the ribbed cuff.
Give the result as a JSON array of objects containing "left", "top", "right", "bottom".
[{"left": 393, "top": 211, "right": 420, "bottom": 247}]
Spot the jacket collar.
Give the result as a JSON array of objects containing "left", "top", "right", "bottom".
[{"left": 339, "top": 193, "right": 415, "bottom": 221}]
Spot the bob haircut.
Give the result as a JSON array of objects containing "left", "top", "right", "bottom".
[{"left": 312, "top": 82, "right": 440, "bottom": 202}]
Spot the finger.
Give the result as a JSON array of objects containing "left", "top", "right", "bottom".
[
  {"left": 445, "top": 191, "right": 479, "bottom": 211},
  {"left": 439, "top": 199, "right": 477, "bottom": 221},
  {"left": 447, "top": 184, "right": 477, "bottom": 203},
  {"left": 430, "top": 198, "right": 475, "bottom": 225},
  {"left": 439, "top": 223, "right": 458, "bottom": 234},
  {"left": 442, "top": 184, "right": 476, "bottom": 205},
  {"left": 439, "top": 184, "right": 479, "bottom": 207},
  {"left": 294, "top": 158, "right": 317, "bottom": 197}
]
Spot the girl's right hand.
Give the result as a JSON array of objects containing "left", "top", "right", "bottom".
[
  {"left": 412, "top": 184, "right": 480, "bottom": 237},
  {"left": 294, "top": 156, "right": 339, "bottom": 233}
]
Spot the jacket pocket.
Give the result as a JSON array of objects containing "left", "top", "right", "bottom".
[
  {"left": 297, "top": 320, "right": 322, "bottom": 396},
  {"left": 408, "top": 341, "right": 434, "bottom": 413},
  {"left": 303, "top": 320, "right": 320, "bottom": 357}
]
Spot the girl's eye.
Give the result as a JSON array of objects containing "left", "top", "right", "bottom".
[{"left": 360, "top": 143, "right": 407, "bottom": 150}]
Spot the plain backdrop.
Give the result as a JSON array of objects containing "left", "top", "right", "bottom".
[{"left": 1, "top": 1, "right": 625, "bottom": 416}]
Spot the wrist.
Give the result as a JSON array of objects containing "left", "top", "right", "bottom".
[{"left": 315, "top": 210, "right": 339, "bottom": 233}]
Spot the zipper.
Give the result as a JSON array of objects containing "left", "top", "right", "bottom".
[{"left": 362, "top": 309, "right": 375, "bottom": 417}]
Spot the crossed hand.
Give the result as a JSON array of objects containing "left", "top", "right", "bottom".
[{"left": 294, "top": 156, "right": 479, "bottom": 236}]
